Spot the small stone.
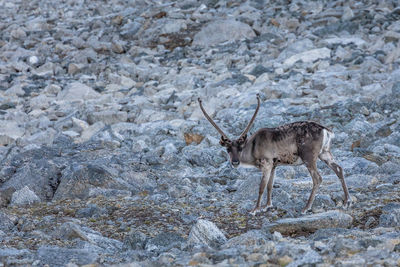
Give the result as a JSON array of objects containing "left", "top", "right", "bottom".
[
  {"left": 5, "top": 83, "right": 25, "bottom": 96},
  {"left": 87, "top": 111, "right": 128, "bottom": 125},
  {"left": 184, "top": 133, "right": 204, "bottom": 145},
  {"left": 192, "top": 19, "right": 256, "bottom": 47},
  {"left": 342, "top": 6, "right": 354, "bottom": 21},
  {"left": 68, "top": 63, "right": 85, "bottom": 75},
  {"left": 28, "top": 56, "right": 40, "bottom": 66},
  {"left": 0, "top": 211, "right": 15, "bottom": 231},
  {"left": 160, "top": 19, "right": 187, "bottom": 34},
  {"left": 10, "top": 28, "right": 27, "bottom": 39},
  {"left": 278, "top": 255, "right": 293, "bottom": 266},
  {"left": 283, "top": 48, "right": 331, "bottom": 67},
  {"left": 123, "top": 231, "right": 147, "bottom": 250},
  {"left": 71, "top": 36, "right": 86, "bottom": 49},
  {"left": 111, "top": 40, "right": 125, "bottom": 54},
  {"left": 11, "top": 186, "right": 41, "bottom": 205},
  {"left": 34, "top": 62, "right": 54, "bottom": 76},
  {"left": 392, "top": 82, "right": 400, "bottom": 98},
  {"left": 360, "top": 106, "right": 370, "bottom": 116},
  {"left": 247, "top": 253, "right": 265, "bottom": 262},
  {"left": 0, "top": 121, "right": 25, "bottom": 146},
  {"left": 75, "top": 121, "right": 105, "bottom": 143},
  {"left": 187, "top": 219, "right": 227, "bottom": 249},
  {"left": 62, "top": 130, "right": 80, "bottom": 138},
  {"left": 111, "top": 15, "right": 124, "bottom": 26},
  {"left": 379, "top": 203, "right": 400, "bottom": 227},
  {"left": 71, "top": 117, "right": 89, "bottom": 133},
  {"left": 57, "top": 82, "right": 100, "bottom": 101},
  {"left": 43, "top": 84, "right": 62, "bottom": 96},
  {"left": 145, "top": 232, "right": 185, "bottom": 253}
]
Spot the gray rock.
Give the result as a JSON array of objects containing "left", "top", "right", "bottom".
[
  {"left": 223, "top": 230, "right": 272, "bottom": 249},
  {"left": 37, "top": 246, "right": 98, "bottom": 267},
  {"left": 287, "top": 250, "right": 322, "bottom": 267},
  {"left": 53, "top": 163, "right": 125, "bottom": 200},
  {"left": 182, "top": 145, "right": 226, "bottom": 168},
  {"left": 10, "top": 186, "right": 40, "bottom": 205},
  {"left": 123, "top": 231, "right": 147, "bottom": 250},
  {"left": 283, "top": 48, "right": 331, "bottom": 67},
  {"left": 57, "top": 82, "right": 100, "bottom": 101},
  {"left": 264, "top": 211, "right": 353, "bottom": 235},
  {"left": 0, "top": 121, "right": 25, "bottom": 146},
  {"left": 145, "top": 232, "right": 186, "bottom": 253},
  {"left": 187, "top": 219, "right": 227, "bottom": 249},
  {"left": 392, "top": 82, "right": 400, "bottom": 98},
  {"left": 323, "top": 37, "right": 366, "bottom": 47},
  {"left": 76, "top": 204, "right": 108, "bottom": 218},
  {"left": 192, "top": 19, "right": 256, "bottom": 47},
  {"left": 68, "top": 63, "right": 85, "bottom": 75},
  {"left": 120, "top": 21, "right": 143, "bottom": 39},
  {"left": 333, "top": 237, "right": 363, "bottom": 257},
  {"left": 87, "top": 110, "right": 128, "bottom": 125},
  {"left": 55, "top": 222, "right": 123, "bottom": 252},
  {"left": 1, "top": 156, "right": 60, "bottom": 201},
  {"left": 10, "top": 28, "right": 27, "bottom": 39},
  {"left": 0, "top": 212, "right": 15, "bottom": 231},
  {"left": 75, "top": 121, "right": 105, "bottom": 143},
  {"left": 160, "top": 19, "right": 187, "bottom": 34},
  {"left": 0, "top": 248, "right": 33, "bottom": 266},
  {"left": 379, "top": 203, "right": 400, "bottom": 227},
  {"left": 34, "top": 62, "right": 55, "bottom": 77},
  {"left": 111, "top": 40, "right": 125, "bottom": 54},
  {"left": 20, "top": 128, "right": 57, "bottom": 146}
]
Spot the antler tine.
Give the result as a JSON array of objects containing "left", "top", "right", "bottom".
[
  {"left": 198, "top": 98, "right": 229, "bottom": 140},
  {"left": 239, "top": 94, "right": 261, "bottom": 139}
]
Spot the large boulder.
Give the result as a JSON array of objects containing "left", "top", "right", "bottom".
[
  {"left": 192, "top": 20, "right": 256, "bottom": 47},
  {"left": 0, "top": 155, "right": 61, "bottom": 202},
  {"left": 53, "top": 163, "right": 127, "bottom": 200}
]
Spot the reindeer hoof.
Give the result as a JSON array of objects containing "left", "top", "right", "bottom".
[
  {"left": 301, "top": 208, "right": 312, "bottom": 215},
  {"left": 344, "top": 200, "right": 352, "bottom": 209},
  {"left": 261, "top": 205, "right": 274, "bottom": 212},
  {"left": 250, "top": 208, "right": 261, "bottom": 215}
]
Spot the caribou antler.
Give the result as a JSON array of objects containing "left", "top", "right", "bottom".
[
  {"left": 239, "top": 94, "right": 261, "bottom": 139},
  {"left": 198, "top": 98, "right": 230, "bottom": 140}
]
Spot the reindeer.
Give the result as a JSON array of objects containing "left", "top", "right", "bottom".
[{"left": 198, "top": 94, "right": 351, "bottom": 214}]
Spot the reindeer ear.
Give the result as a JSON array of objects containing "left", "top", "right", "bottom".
[
  {"left": 220, "top": 136, "right": 230, "bottom": 147},
  {"left": 238, "top": 134, "right": 247, "bottom": 144}
]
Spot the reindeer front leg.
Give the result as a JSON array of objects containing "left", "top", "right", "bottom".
[{"left": 250, "top": 159, "right": 273, "bottom": 215}]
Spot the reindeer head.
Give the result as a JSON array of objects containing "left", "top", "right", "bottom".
[{"left": 198, "top": 94, "right": 260, "bottom": 168}]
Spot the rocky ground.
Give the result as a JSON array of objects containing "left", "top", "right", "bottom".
[{"left": 0, "top": 0, "right": 400, "bottom": 266}]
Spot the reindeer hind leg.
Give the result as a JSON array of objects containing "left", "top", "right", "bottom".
[{"left": 319, "top": 151, "right": 351, "bottom": 208}]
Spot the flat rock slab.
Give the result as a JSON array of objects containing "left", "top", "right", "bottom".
[
  {"left": 264, "top": 210, "right": 353, "bottom": 235},
  {"left": 192, "top": 19, "right": 255, "bottom": 47},
  {"left": 283, "top": 47, "right": 331, "bottom": 67}
]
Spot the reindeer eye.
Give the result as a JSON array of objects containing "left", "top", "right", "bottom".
[{"left": 227, "top": 147, "right": 232, "bottom": 153}]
